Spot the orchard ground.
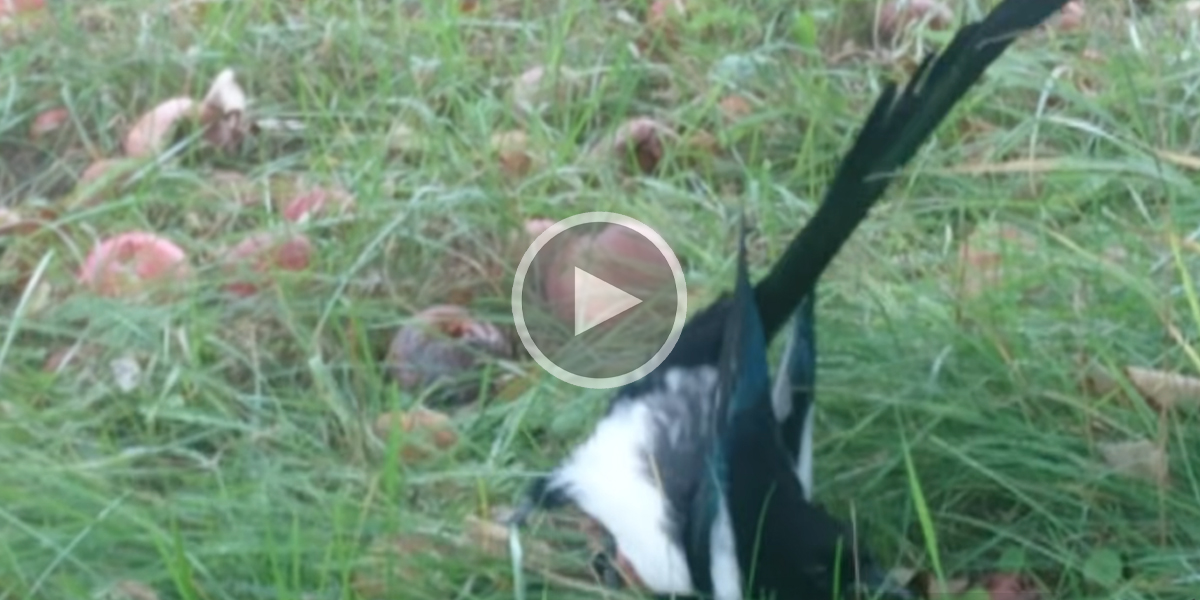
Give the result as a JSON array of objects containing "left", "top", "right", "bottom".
[{"left": 2, "top": 1, "right": 1199, "bottom": 599}]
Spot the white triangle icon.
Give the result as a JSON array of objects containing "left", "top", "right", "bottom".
[{"left": 574, "top": 267, "right": 643, "bottom": 336}]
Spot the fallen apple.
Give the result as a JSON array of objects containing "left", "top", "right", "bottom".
[
  {"left": 78, "top": 231, "right": 191, "bottom": 298},
  {"left": 220, "top": 231, "right": 313, "bottom": 296},
  {"left": 542, "top": 222, "right": 667, "bottom": 328},
  {"left": 29, "top": 107, "right": 69, "bottom": 140},
  {"left": 588, "top": 117, "right": 678, "bottom": 174},
  {"left": 373, "top": 407, "right": 459, "bottom": 463},
  {"left": 876, "top": 0, "right": 953, "bottom": 43},
  {"left": 386, "top": 304, "right": 511, "bottom": 405},
  {"left": 123, "top": 97, "right": 199, "bottom": 158},
  {"left": 280, "top": 185, "right": 356, "bottom": 223},
  {"left": 491, "top": 129, "right": 535, "bottom": 178}
]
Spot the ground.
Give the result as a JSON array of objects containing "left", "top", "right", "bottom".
[{"left": 1, "top": 1, "right": 1198, "bottom": 599}]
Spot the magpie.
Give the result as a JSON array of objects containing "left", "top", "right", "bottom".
[
  {"left": 685, "top": 225, "right": 844, "bottom": 600},
  {"left": 697, "top": 217, "right": 931, "bottom": 599},
  {"left": 510, "top": 0, "right": 1071, "bottom": 596}
]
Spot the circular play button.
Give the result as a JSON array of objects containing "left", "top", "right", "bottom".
[{"left": 511, "top": 212, "right": 688, "bottom": 389}]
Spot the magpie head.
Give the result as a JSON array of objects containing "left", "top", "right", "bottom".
[{"left": 792, "top": 502, "right": 913, "bottom": 600}]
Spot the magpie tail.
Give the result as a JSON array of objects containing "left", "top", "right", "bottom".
[
  {"left": 681, "top": 219, "right": 768, "bottom": 597},
  {"left": 753, "top": 0, "right": 1072, "bottom": 339},
  {"left": 715, "top": 223, "right": 772, "bottom": 431},
  {"left": 774, "top": 291, "right": 817, "bottom": 492}
]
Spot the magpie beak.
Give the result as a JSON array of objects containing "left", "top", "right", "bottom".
[
  {"left": 856, "top": 565, "right": 916, "bottom": 600},
  {"left": 509, "top": 0, "right": 1072, "bottom": 596}
]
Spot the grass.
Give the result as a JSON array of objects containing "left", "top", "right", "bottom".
[{"left": 2, "top": 0, "right": 1200, "bottom": 599}]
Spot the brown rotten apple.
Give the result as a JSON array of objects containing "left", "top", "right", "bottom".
[{"left": 386, "top": 305, "right": 512, "bottom": 405}]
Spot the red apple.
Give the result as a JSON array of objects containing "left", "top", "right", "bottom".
[
  {"left": 220, "top": 231, "right": 313, "bottom": 296},
  {"left": 0, "top": 0, "right": 45, "bottom": 17},
  {"left": 29, "top": 107, "right": 69, "bottom": 140},
  {"left": 542, "top": 222, "right": 666, "bottom": 327},
  {"left": 78, "top": 231, "right": 191, "bottom": 298},
  {"left": 281, "top": 185, "right": 355, "bottom": 223}
]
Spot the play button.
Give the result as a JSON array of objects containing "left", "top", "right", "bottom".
[
  {"left": 512, "top": 212, "right": 688, "bottom": 389},
  {"left": 574, "top": 267, "right": 643, "bottom": 336}
]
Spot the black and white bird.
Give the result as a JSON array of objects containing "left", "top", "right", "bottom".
[
  {"left": 510, "top": 0, "right": 1072, "bottom": 597},
  {"left": 700, "top": 221, "right": 827, "bottom": 600},
  {"left": 681, "top": 228, "right": 841, "bottom": 600}
]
